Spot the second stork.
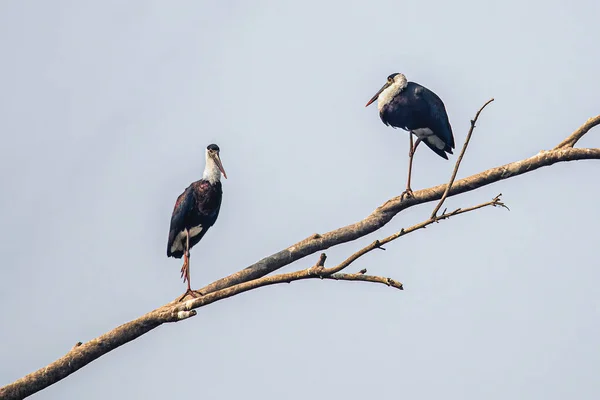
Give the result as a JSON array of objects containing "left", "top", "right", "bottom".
[{"left": 365, "top": 73, "right": 455, "bottom": 198}]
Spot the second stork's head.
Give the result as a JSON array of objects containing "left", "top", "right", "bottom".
[
  {"left": 365, "top": 73, "right": 408, "bottom": 111},
  {"left": 203, "top": 143, "right": 227, "bottom": 183}
]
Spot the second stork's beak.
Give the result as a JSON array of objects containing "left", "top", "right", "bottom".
[
  {"left": 365, "top": 82, "right": 391, "bottom": 107},
  {"left": 213, "top": 153, "right": 228, "bottom": 179}
]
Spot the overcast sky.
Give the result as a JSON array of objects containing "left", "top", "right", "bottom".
[{"left": 1, "top": 1, "right": 600, "bottom": 399}]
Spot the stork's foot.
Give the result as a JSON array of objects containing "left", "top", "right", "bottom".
[
  {"left": 180, "top": 253, "right": 192, "bottom": 285},
  {"left": 180, "top": 259, "right": 189, "bottom": 282},
  {"left": 400, "top": 188, "right": 414, "bottom": 201},
  {"left": 177, "top": 289, "right": 201, "bottom": 302}
]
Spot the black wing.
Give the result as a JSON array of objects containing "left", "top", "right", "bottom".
[
  {"left": 167, "top": 185, "right": 195, "bottom": 257},
  {"left": 186, "top": 181, "right": 222, "bottom": 251},
  {"left": 412, "top": 83, "right": 455, "bottom": 151}
]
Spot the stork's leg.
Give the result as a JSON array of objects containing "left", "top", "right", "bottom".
[
  {"left": 401, "top": 134, "right": 422, "bottom": 200},
  {"left": 407, "top": 137, "right": 422, "bottom": 191},
  {"left": 178, "top": 229, "right": 200, "bottom": 302}
]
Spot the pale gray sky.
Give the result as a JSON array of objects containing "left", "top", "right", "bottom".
[{"left": 1, "top": 1, "right": 599, "bottom": 399}]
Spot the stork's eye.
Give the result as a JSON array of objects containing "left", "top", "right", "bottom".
[{"left": 387, "top": 77, "right": 393, "bottom": 83}]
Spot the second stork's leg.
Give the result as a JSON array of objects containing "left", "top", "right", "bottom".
[{"left": 401, "top": 133, "right": 422, "bottom": 200}]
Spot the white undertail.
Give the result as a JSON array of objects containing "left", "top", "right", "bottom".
[
  {"left": 378, "top": 73, "right": 408, "bottom": 112},
  {"left": 413, "top": 128, "right": 446, "bottom": 150}
]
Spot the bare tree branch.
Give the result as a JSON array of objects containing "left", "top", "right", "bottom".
[
  {"left": 321, "top": 194, "right": 507, "bottom": 278},
  {"left": 198, "top": 139, "right": 600, "bottom": 298},
  {"left": 1, "top": 190, "right": 504, "bottom": 399},
  {"left": 2, "top": 104, "right": 599, "bottom": 399},
  {"left": 326, "top": 271, "right": 404, "bottom": 289}
]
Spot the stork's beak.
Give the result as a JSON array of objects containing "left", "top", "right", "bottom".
[
  {"left": 213, "top": 153, "right": 227, "bottom": 179},
  {"left": 365, "top": 82, "right": 390, "bottom": 107}
]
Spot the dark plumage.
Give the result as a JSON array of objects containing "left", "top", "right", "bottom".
[
  {"left": 379, "top": 81, "right": 454, "bottom": 159},
  {"left": 167, "top": 143, "right": 227, "bottom": 300},
  {"left": 167, "top": 180, "right": 222, "bottom": 258},
  {"left": 365, "top": 72, "right": 454, "bottom": 198}
]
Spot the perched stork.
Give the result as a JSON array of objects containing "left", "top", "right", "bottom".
[
  {"left": 365, "top": 73, "right": 454, "bottom": 198},
  {"left": 167, "top": 144, "right": 227, "bottom": 301}
]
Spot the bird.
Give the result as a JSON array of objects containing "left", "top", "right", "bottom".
[
  {"left": 167, "top": 143, "right": 227, "bottom": 301},
  {"left": 365, "top": 72, "right": 454, "bottom": 199}
]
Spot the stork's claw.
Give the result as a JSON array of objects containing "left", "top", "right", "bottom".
[
  {"left": 177, "top": 289, "right": 201, "bottom": 302},
  {"left": 180, "top": 256, "right": 189, "bottom": 281}
]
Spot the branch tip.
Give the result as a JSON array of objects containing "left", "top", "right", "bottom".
[
  {"left": 387, "top": 278, "right": 404, "bottom": 290},
  {"left": 430, "top": 98, "right": 495, "bottom": 219},
  {"left": 491, "top": 194, "right": 510, "bottom": 210}
]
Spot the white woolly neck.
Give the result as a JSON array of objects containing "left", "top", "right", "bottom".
[
  {"left": 378, "top": 74, "right": 408, "bottom": 112},
  {"left": 202, "top": 151, "right": 221, "bottom": 184}
]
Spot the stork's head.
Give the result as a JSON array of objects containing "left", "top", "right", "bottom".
[
  {"left": 204, "top": 143, "right": 227, "bottom": 183},
  {"left": 365, "top": 73, "right": 408, "bottom": 110}
]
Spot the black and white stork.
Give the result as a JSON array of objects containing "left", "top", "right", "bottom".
[
  {"left": 167, "top": 143, "right": 227, "bottom": 301},
  {"left": 365, "top": 72, "right": 455, "bottom": 199}
]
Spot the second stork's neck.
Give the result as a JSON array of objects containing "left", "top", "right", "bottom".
[
  {"left": 378, "top": 79, "right": 408, "bottom": 112},
  {"left": 202, "top": 155, "right": 221, "bottom": 185}
]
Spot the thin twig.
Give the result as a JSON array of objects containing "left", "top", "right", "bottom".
[
  {"left": 320, "top": 194, "right": 507, "bottom": 277},
  {"left": 430, "top": 98, "right": 495, "bottom": 219},
  {"left": 326, "top": 272, "right": 404, "bottom": 289},
  {"left": 174, "top": 258, "right": 402, "bottom": 313}
]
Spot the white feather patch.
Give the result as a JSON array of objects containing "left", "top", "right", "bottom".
[
  {"left": 170, "top": 231, "right": 186, "bottom": 252},
  {"left": 412, "top": 128, "right": 434, "bottom": 139},
  {"left": 170, "top": 225, "right": 203, "bottom": 253},
  {"left": 412, "top": 128, "right": 445, "bottom": 150},
  {"left": 427, "top": 135, "right": 446, "bottom": 150},
  {"left": 189, "top": 225, "right": 204, "bottom": 237},
  {"left": 412, "top": 128, "right": 446, "bottom": 150}
]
